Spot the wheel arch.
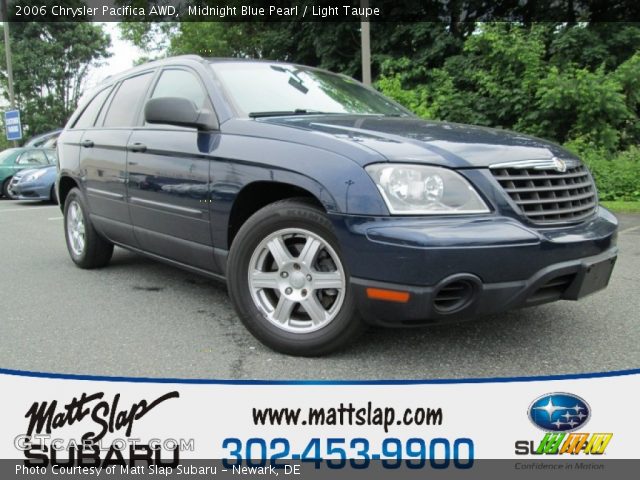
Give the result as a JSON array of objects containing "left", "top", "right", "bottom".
[
  {"left": 227, "top": 180, "right": 329, "bottom": 249},
  {"left": 57, "top": 175, "right": 79, "bottom": 211}
]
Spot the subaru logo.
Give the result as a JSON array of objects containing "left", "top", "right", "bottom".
[
  {"left": 528, "top": 393, "right": 590, "bottom": 432},
  {"left": 552, "top": 157, "right": 567, "bottom": 173}
]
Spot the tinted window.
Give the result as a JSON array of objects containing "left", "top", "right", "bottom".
[
  {"left": 17, "top": 150, "right": 48, "bottom": 166},
  {"left": 73, "top": 88, "right": 111, "bottom": 129},
  {"left": 103, "top": 73, "right": 153, "bottom": 128},
  {"left": 151, "top": 69, "right": 207, "bottom": 109}
]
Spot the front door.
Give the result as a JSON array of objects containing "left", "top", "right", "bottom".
[{"left": 126, "top": 68, "right": 217, "bottom": 272}]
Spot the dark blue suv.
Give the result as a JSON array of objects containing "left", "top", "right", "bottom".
[{"left": 57, "top": 56, "right": 618, "bottom": 356}]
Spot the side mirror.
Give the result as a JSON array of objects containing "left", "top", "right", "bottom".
[{"left": 144, "top": 97, "right": 219, "bottom": 131}]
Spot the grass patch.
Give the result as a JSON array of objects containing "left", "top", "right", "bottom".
[{"left": 601, "top": 201, "right": 640, "bottom": 213}]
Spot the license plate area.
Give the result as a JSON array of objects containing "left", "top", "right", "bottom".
[{"left": 569, "top": 255, "right": 617, "bottom": 299}]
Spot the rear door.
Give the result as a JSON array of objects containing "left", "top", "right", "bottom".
[
  {"left": 126, "top": 67, "right": 217, "bottom": 272},
  {"left": 81, "top": 71, "right": 155, "bottom": 246},
  {"left": 57, "top": 86, "right": 111, "bottom": 218}
]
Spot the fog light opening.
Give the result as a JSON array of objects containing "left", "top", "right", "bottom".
[{"left": 433, "top": 279, "right": 476, "bottom": 314}]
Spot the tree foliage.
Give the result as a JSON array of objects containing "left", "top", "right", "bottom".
[
  {"left": 0, "top": 0, "right": 111, "bottom": 137},
  {"left": 376, "top": 23, "right": 640, "bottom": 153}
]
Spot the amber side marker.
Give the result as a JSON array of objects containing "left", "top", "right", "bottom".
[{"left": 366, "top": 288, "right": 410, "bottom": 303}]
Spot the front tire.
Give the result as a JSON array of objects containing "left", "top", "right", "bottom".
[
  {"left": 227, "top": 199, "right": 365, "bottom": 356},
  {"left": 63, "top": 188, "right": 113, "bottom": 268},
  {"left": 2, "top": 177, "right": 14, "bottom": 199}
]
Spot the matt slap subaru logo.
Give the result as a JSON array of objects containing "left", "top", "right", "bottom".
[
  {"left": 528, "top": 393, "right": 590, "bottom": 432},
  {"left": 515, "top": 393, "right": 612, "bottom": 455}
]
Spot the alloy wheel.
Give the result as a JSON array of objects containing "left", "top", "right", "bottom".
[
  {"left": 66, "top": 200, "right": 86, "bottom": 256},
  {"left": 248, "top": 228, "right": 346, "bottom": 333}
]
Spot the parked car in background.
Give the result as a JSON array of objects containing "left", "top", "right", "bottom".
[
  {"left": 57, "top": 56, "right": 618, "bottom": 356},
  {"left": 24, "top": 129, "right": 62, "bottom": 148},
  {"left": 8, "top": 163, "right": 58, "bottom": 203},
  {"left": 0, "top": 148, "right": 57, "bottom": 199}
]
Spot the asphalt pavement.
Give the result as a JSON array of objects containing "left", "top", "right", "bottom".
[{"left": 1, "top": 200, "right": 638, "bottom": 380}]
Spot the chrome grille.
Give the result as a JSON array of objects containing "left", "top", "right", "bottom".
[{"left": 491, "top": 164, "right": 597, "bottom": 224}]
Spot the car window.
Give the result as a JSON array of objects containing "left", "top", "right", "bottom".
[
  {"left": 210, "top": 62, "right": 409, "bottom": 117},
  {"left": 73, "top": 87, "right": 111, "bottom": 129},
  {"left": 44, "top": 150, "right": 57, "bottom": 164},
  {"left": 16, "top": 150, "right": 48, "bottom": 166},
  {"left": 102, "top": 72, "right": 154, "bottom": 128},
  {"left": 151, "top": 69, "right": 208, "bottom": 109},
  {"left": 43, "top": 136, "right": 58, "bottom": 148}
]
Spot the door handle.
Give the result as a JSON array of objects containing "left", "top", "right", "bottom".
[
  {"left": 128, "top": 142, "right": 147, "bottom": 153},
  {"left": 81, "top": 140, "right": 94, "bottom": 148}
]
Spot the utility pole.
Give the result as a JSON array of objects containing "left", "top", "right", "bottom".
[
  {"left": 2, "top": 0, "right": 17, "bottom": 146},
  {"left": 360, "top": 0, "right": 371, "bottom": 85},
  {"left": 1, "top": 0, "right": 15, "bottom": 108}
]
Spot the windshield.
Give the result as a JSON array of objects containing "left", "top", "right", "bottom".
[{"left": 210, "top": 62, "right": 410, "bottom": 117}]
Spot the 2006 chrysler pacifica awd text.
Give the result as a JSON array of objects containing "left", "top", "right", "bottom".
[{"left": 57, "top": 56, "right": 618, "bottom": 355}]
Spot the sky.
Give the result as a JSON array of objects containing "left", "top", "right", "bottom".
[{"left": 84, "top": 23, "right": 147, "bottom": 89}]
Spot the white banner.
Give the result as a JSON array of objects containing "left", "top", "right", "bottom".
[{"left": 0, "top": 368, "right": 637, "bottom": 468}]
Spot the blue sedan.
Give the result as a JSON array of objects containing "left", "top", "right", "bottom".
[{"left": 9, "top": 164, "right": 58, "bottom": 203}]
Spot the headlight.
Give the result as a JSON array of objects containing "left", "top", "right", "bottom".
[
  {"left": 365, "top": 164, "right": 490, "bottom": 215},
  {"left": 24, "top": 169, "right": 47, "bottom": 182}
]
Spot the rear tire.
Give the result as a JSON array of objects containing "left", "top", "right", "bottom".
[
  {"left": 227, "top": 198, "right": 365, "bottom": 356},
  {"left": 63, "top": 187, "right": 113, "bottom": 269}
]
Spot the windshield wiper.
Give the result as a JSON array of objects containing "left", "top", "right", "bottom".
[
  {"left": 248, "top": 110, "right": 408, "bottom": 118},
  {"left": 248, "top": 109, "right": 330, "bottom": 118}
]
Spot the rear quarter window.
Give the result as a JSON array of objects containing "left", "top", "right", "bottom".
[{"left": 72, "top": 87, "right": 111, "bottom": 129}]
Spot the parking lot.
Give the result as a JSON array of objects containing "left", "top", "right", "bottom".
[{"left": 1, "top": 199, "right": 638, "bottom": 380}]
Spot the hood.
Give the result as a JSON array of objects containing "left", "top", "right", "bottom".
[
  {"left": 14, "top": 164, "right": 55, "bottom": 179},
  {"left": 259, "top": 115, "right": 578, "bottom": 168}
]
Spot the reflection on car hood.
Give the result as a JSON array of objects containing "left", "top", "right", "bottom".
[
  {"left": 259, "top": 115, "right": 579, "bottom": 168},
  {"left": 13, "top": 164, "right": 56, "bottom": 180}
]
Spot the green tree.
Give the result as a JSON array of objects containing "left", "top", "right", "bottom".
[
  {"left": 0, "top": 1, "right": 111, "bottom": 137},
  {"left": 118, "top": 1, "right": 476, "bottom": 80},
  {"left": 377, "top": 22, "right": 640, "bottom": 152}
]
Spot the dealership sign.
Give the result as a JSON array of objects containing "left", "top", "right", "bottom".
[
  {"left": 4, "top": 110, "right": 22, "bottom": 141},
  {"left": 0, "top": 368, "right": 638, "bottom": 478}
]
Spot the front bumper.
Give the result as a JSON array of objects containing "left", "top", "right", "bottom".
[
  {"left": 10, "top": 181, "right": 52, "bottom": 201},
  {"left": 329, "top": 207, "right": 618, "bottom": 326}
]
